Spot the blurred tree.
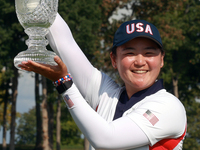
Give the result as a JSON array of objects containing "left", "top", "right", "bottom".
[
  {"left": 94, "top": 0, "right": 132, "bottom": 83},
  {"left": 60, "top": 105, "right": 84, "bottom": 146},
  {"left": 15, "top": 107, "right": 36, "bottom": 144},
  {"left": 46, "top": 79, "right": 57, "bottom": 149},
  {"left": 56, "top": 96, "right": 61, "bottom": 150},
  {"left": 34, "top": 73, "right": 42, "bottom": 150},
  {"left": 10, "top": 66, "right": 18, "bottom": 150},
  {"left": 0, "top": 0, "right": 25, "bottom": 149},
  {"left": 0, "top": 102, "right": 12, "bottom": 127},
  {"left": 41, "top": 77, "right": 51, "bottom": 150},
  {"left": 58, "top": 0, "right": 102, "bottom": 62},
  {"left": 178, "top": 0, "right": 200, "bottom": 148}
]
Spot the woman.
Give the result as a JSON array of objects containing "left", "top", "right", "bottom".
[{"left": 19, "top": 14, "right": 187, "bottom": 150}]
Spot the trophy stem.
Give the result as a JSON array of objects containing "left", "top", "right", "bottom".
[
  {"left": 14, "top": 27, "right": 57, "bottom": 69},
  {"left": 25, "top": 27, "right": 49, "bottom": 51}
]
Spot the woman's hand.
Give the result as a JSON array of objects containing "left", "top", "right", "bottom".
[{"left": 18, "top": 56, "right": 68, "bottom": 81}]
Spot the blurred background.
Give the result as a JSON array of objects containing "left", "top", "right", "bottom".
[{"left": 0, "top": 0, "right": 200, "bottom": 150}]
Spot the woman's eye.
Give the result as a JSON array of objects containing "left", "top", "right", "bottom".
[
  {"left": 121, "top": 50, "right": 134, "bottom": 55},
  {"left": 145, "top": 51, "right": 155, "bottom": 56},
  {"left": 126, "top": 52, "right": 135, "bottom": 55}
]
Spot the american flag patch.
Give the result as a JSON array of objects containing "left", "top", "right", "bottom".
[
  {"left": 143, "top": 110, "right": 159, "bottom": 126},
  {"left": 64, "top": 95, "right": 74, "bottom": 108}
]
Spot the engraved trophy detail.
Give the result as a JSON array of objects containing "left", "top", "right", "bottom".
[{"left": 14, "top": 0, "right": 58, "bottom": 69}]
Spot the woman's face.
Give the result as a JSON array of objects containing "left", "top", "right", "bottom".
[{"left": 110, "top": 37, "right": 164, "bottom": 98}]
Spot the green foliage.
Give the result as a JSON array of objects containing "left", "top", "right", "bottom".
[
  {"left": 0, "top": 0, "right": 25, "bottom": 70},
  {"left": 15, "top": 107, "right": 36, "bottom": 144},
  {"left": 58, "top": 0, "right": 102, "bottom": 63},
  {"left": 60, "top": 103, "right": 84, "bottom": 146},
  {"left": 0, "top": 144, "right": 83, "bottom": 150},
  {"left": 0, "top": 103, "right": 12, "bottom": 127},
  {"left": 183, "top": 99, "right": 200, "bottom": 149}
]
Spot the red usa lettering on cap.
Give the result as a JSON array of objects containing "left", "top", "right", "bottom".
[{"left": 126, "top": 23, "right": 153, "bottom": 35}]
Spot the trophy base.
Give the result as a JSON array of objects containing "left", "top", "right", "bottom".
[{"left": 14, "top": 50, "right": 57, "bottom": 70}]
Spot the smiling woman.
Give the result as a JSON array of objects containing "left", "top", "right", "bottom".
[
  {"left": 110, "top": 37, "right": 164, "bottom": 98},
  {"left": 18, "top": 14, "right": 187, "bottom": 150}
]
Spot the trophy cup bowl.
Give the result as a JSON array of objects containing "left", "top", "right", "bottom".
[{"left": 14, "top": 0, "right": 58, "bottom": 69}]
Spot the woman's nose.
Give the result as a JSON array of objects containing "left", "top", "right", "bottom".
[{"left": 134, "top": 54, "right": 146, "bottom": 66}]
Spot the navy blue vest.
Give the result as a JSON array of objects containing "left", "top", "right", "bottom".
[{"left": 113, "top": 79, "right": 164, "bottom": 120}]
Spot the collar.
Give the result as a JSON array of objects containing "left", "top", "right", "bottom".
[{"left": 113, "top": 79, "right": 164, "bottom": 120}]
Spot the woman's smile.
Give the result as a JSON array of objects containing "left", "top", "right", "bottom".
[{"left": 132, "top": 70, "right": 148, "bottom": 74}]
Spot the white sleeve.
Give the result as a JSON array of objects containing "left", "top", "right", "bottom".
[
  {"left": 62, "top": 84, "right": 150, "bottom": 150},
  {"left": 47, "top": 13, "right": 95, "bottom": 98}
]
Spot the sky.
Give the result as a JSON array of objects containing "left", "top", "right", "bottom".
[{"left": 16, "top": 71, "right": 35, "bottom": 113}]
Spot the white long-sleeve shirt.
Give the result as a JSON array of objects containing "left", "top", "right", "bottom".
[{"left": 47, "top": 13, "right": 187, "bottom": 150}]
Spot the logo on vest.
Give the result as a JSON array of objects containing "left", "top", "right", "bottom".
[{"left": 126, "top": 23, "right": 153, "bottom": 35}]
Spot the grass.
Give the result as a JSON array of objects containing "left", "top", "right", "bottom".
[
  {"left": 0, "top": 145, "right": 84, "bottom": 150},
  {"left": 59, "top": 145, "right": 83, "bottom": 150}
]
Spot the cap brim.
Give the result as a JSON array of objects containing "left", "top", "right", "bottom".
[{"left": 113, "top": 35, "right": 162, "bottom": 49}]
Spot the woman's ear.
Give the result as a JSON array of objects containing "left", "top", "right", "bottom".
[
  {"left": 110, "top": 52, "right": 117, "bottom": 69},
  {"left": 160, "top": 52, "right": 165, "bottom": 68}
]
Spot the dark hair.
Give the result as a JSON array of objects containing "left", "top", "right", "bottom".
[
  {"left": 156, "top": 43, "right": 165, "bottom": 55},
  {"left": 111, "top": 46, "right": 117, "bottom": 55}
]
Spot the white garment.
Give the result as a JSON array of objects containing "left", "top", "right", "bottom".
[{"left": 47, "top": 13, "right": 187, "bottom": 150}]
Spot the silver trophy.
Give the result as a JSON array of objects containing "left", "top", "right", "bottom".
[{"left": 14, "top": 0, "right": 58, "bottom": 69}]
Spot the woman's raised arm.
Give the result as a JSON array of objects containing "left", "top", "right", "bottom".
[{"left": 46, "top": 13, "right": 95, "bottom": 97}]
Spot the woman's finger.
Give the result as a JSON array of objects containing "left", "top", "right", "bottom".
[{"left": 54, "top": 56, "right": 66, "bottom": 69}]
